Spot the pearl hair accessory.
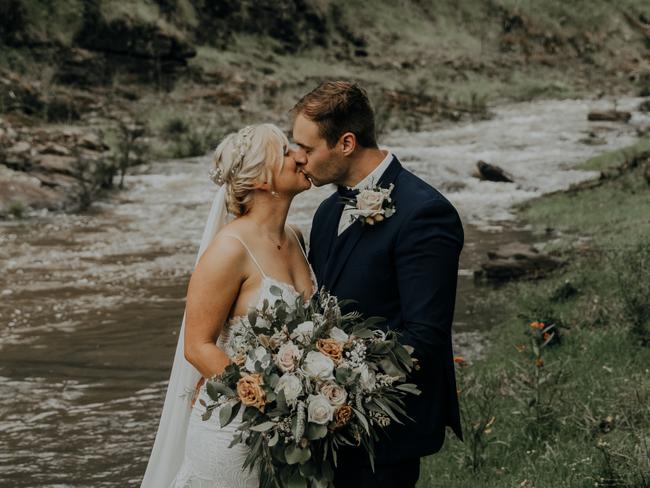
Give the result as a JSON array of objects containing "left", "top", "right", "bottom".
[{"left": 208, "top": 125, "right": 256, "bottom": 186}]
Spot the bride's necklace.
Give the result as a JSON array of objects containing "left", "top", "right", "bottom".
[{"left": 265, "top": 232, "right": 287, "bottom": 250}]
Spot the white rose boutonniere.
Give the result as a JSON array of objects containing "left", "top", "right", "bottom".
[{"left": 344, "top": 183, "right": 396, "bottom": 226}]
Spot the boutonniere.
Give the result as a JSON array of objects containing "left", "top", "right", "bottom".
[{"left": 343, "top": 183, "right": 396, "bottom": 226}]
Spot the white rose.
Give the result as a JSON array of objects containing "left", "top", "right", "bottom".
[
  {"left": 319, "top": 381, "right": 348, "bottom": 406},
  {"left": 290, "top": 321, "right": 315, "bottom": 343},
  {"left": 245, "top": 346, "right": 270, "bottom": 372},
  {"left": 303, "top": 351, "right": 335, "bottom": 380},
  {"left": 275, "top": 373, "right": 303, "bottom": 407},
  {"left": 275, "top": 341, "right": 303, "bottom": 373},
  {"left": 355, "top": 364, "right": 376, "bottom": 392},
  {"left": 255, "top": 317, "right": 271, "bottom": 329},
  {"left": 329, "top": 326, "right": 349, "bottom": 343},
  {"left": 307, "top": 394, "right": 336, "bottom": 425}
]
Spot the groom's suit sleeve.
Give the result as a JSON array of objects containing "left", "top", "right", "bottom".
[{"left": 394, "top": 197, "right": 463, "bottom": 370}]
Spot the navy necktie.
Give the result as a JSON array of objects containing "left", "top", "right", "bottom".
[{"left": 337, "top": 186, "right": 359, "bottom": 201}]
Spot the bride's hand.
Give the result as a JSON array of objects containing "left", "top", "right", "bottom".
[{"left": 190, "top": 377, "right": 206, "bottom": 408}]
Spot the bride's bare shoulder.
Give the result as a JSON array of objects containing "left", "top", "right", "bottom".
[{"left": 197, "top": 222, "right": 249, "bottom": 270}]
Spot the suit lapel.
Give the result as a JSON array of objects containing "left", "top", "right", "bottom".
[{"left": 323, "top": 156, "right": 404, "bottom": 291}]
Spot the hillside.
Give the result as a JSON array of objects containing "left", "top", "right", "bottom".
[{"left": 1, "top": 0, "right": 650, "bottom": 215}]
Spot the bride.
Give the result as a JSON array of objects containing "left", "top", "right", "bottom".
[{"left": 141, "top": 124, "right": 315, "bottom": 487}]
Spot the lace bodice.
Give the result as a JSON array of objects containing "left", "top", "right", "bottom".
[{"left": 215, "top": 229, "right": 317, "bottom": 359}]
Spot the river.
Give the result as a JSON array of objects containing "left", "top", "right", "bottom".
[{"left": 0, "top": 97, "right": 648, "bottom": 486}]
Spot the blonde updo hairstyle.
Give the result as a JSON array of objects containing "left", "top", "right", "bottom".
[{"left": 212, "top": 124, "right": 288, "bottom": 216}]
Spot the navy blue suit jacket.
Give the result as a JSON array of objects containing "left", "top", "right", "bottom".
[{"left": 308, "top": 156, "right": 464, "bottom": 464}]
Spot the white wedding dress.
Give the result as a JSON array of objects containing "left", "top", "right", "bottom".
[{"left": 171, "top": 231, "right": 317, "bottom": 488}]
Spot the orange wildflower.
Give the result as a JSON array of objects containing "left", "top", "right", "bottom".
[
  {"left": 543, "top": 332, "right": 552, "bottom": 342},
  {"left": 453, "top": 355, "right": 466, "bottom": 364},
  {"left": 535, "top": 358, "right": 544, "bottom": 368},
  {"left": 529, "top": 321, "right": 545, "bottom": 330}
]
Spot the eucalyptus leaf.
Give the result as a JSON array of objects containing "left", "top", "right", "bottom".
[
  {"left": 286, "top": 470, "right": 309, "bottom": 488},
  {"left": 285, "top": 444, "right": 311, "bottom": 465},
  {"left": 219, "top": 402, "right": 233, "bottom": 428},
  {"left": 248, "top": 310, "right": 257, "bottom": 327},
  {"left": 306, "top": 422, "right": 328, "bottom": 440},
  {"left": 379, "top": 357, "right": 403, "bottom": 377},
  {"left": 351, "top": 328, "right": 374, "bottom": 339},
  {"left": 270, "top": 285, "right": 284, "bottom": 297},
  {"left": 250, "top": 421, "right": 276, "bottom": 432},
  {"left": 206, "top": 381, "right": 234, "bottom": 400},
  {"left": 268, "top": 430, "right": 280, "bottom": 447},
  {"left": 352, "top": 407, "right": 370, "bottom": 434}
]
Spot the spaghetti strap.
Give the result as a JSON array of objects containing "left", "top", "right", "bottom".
[
  {"left": 287, "top": 226, "right": 309, "bottom": 263},
  {"left": 222, "top": 234, "right": 267, "bottom": 278}
]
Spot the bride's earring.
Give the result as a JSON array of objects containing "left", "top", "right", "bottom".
[{"left": 271, "top": 190, "right": 279, "bottom": 198}]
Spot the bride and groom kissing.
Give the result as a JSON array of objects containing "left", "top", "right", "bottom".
[{"left": 142, "top": 81, "right": 464, "bottom": 488}]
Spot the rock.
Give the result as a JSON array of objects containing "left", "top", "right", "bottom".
[
  {"left": 639, "top": 99, "right": 650, "bottom": 112},
  {"left": 579, "top": 131, "right": 607, "bottom": 145},
  {"left": 0, "top": 165, "right": 64, "bottom": 216},
  {"left": 0, "top": 70, "right": 44, "bottom": 115},
  {"left": 473, "top": 160, "right": 514, "bottom": 183},
  {"left": 30, "top": 171, "right": 77, "bottom": 190},
  {"left": 78, "top": 133, "right": 109, "bottom": 152},
  {"left": 53, "top": 48, "right": 108, "bottom": 87},
  {"left": 43, "top": 93, "right": 82, "bottom": 122},
  {"left": 39, "top": 142, "right": 70, "bottom": 156},
  {"left": 8, "top": 140, "right": 31, "bottom": 155},
  {"left": 75, "top": 15, "right": 196, "bottom": 82},
  {"left": 33, "top": 154, "right": 77, "bottom": 175},
  {"left": 474, "top": 242, "right": 565, "bottom": 284},
  {"left": 587, "top": 110, "right": 632, "bottom": 122}
]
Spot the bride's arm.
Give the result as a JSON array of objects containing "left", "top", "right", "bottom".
[{"left": 183, "top": 234, "right": 247, "bottom": 379}]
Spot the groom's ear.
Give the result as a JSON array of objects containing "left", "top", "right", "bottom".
[{"left": 339, "top": 132, "right": 356, "bottom": 156}]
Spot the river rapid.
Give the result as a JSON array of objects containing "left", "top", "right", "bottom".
[{"left": 1, "top": 97, "right": 648, "bottom": 486}]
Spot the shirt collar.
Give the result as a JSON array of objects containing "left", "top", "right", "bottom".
[{"left": 351, "top": 150, "right": 393, "bottom": 190}]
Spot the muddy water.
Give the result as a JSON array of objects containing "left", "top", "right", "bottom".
[{"left": 1, "top": 97, "right": 648, "bottom": 486}]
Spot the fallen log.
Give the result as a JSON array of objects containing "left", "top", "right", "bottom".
[{"left": 587, "top": 110, "right": 632, "bottom": 123}]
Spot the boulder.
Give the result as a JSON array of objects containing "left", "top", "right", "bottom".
[
  {"left": 0, "top": 165, "right": 64, "bottom": 216},
  {"left": 53, "top": 48, "right": 108, "bottom": 87},
  {"left": 78, "top": 133, "right": 109, "bottom": 152},
  {"left": 33, "top": 154, "right": 77, "bottom": 175},
  {"left": 474, "top": 242, "right": 565, "bottom": 284},
  {"left": 0, "top": 71, "right": 44, "bottom": 115},
  {"left": 473, "top": 160, "right": 514, "bottom": 183}
]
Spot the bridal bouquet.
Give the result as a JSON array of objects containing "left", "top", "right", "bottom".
[{"left": 200, "top": 287, "right": 420, "bottom": 488}]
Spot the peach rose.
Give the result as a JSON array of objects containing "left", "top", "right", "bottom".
[
  {"left": 334, "top": 405, "right": 353, "bottom": 427},
  {"left": 317, "top": 338, "right": 343, "bottom": 363},
  {"left": 236, "top": 373, "right": 266, "bottom": 411},
  {"left": 233, "top": 353, "right": 246, "bottom": 367},
  {"left": 320, "top": 381, "right": 347, "bottom": 406}
]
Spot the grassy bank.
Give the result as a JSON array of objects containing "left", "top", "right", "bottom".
[{"left": 418, "top": 142, "right": 650, "bottom": 487}]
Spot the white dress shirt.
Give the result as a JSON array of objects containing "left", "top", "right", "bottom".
[{"left": 338, "top": 150, "right": 394, "bottom": 235}]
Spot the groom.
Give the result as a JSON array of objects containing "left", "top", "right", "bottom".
[{"left": 291, "top": 81, "right": 464, "bottom": 487}]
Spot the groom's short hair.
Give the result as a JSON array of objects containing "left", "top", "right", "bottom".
[{"left": 291, "top": 81, "right": 378, "bottom": 149}]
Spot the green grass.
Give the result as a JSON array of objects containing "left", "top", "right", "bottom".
[{"left": 417, "top": 143, "right": 650, "bottom": 487}]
